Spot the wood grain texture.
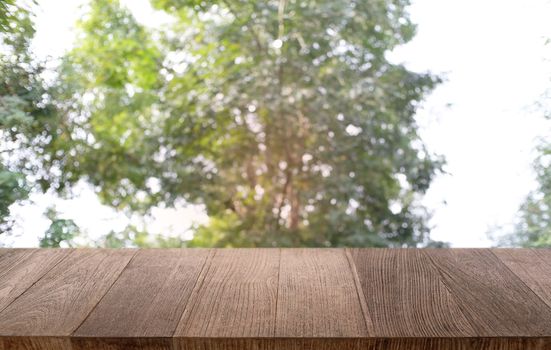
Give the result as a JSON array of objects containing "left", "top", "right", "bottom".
[
  {"left": 9, "top": 337, "right": 551, "bottom": 350},
  {"left": 74, "top": 249, "right": 209, "bottom": 338},
  {"left": 174, "top": 249, "right": 279, "bottom": 337},
  {"left": 71, "top": 338, "right": 172, "bottom": 350},
  {"left": 0, "top": 249, "right": 70, "bottom": 312},
  {"left": 0, "top": 248, "right": 551, "bottom": 350},
  {"left": 174, "top": 338, "right": 551, "bottom": 350},
  {"left": 494, "top": 249, "right": 551, "bottom": 310},
  {"left": 425, "top": 249, "right": 551, "bottom": 336},
  {"left": 358, "top": 338, "right": 551, "bottom": 350},
  {"left": 0, "top": 337, "right": 71, "bottom": 350},
  {"left": 0, "top": 249, "right": 135, "bottom": 337},
  {"left": 276, "top": 249, "right": 367, "bottom": 337},
  {"left": 349, "top": 248, "right": 475, "bottom": 337},
  {"left": 175, "top": 338, "right": 361, "bottom": 350}
]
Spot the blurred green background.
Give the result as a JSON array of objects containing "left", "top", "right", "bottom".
[{"left": 1, "top": 0, "right": 550, "bottom": 248}]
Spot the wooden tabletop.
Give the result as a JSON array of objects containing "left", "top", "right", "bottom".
[{"left": 0, "top": 248, "right": 551, "bottom": 349}]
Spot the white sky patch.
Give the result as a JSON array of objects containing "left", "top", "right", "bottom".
[
  {"left": 271, "top": 39, "right": 283, "bottom": 49},
  {"left": 388, "top": 0, "right": 551, "bottom": 246},
  {"left": 345, "top": 124, "right": 362, "bottom": 136},
  {"left": 389, "top": 200, "right": 402, "bottom": 215},
  {"left": 3, "top": 0, "right": 551, "bottom": 247},
  {"left": 4, "top": 182, "right": 128, "bottom": 247},
  {"left": 31, "top": 0, "right": 86, "bottom": 59},
  {"left": 120, "top": 0, "right": 174, "bottom": 28}
]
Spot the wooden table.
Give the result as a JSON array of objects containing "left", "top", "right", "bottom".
[{"left": 0, "top": 248, "right": 550, "bottom": 349}]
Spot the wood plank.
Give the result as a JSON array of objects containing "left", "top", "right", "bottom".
[
  {"left": 493, "top": 248, "right": 551, "bottom": 310},
  {"left": 71, "top": 337, "right": 172, "bottom": 350},
  {"left": 275, "top": 249, "right": 367, "bottom": 337},
  {"left": 0, "top": 249, "right": 70, "bottom": 313},
  {"left": 0, "top": 249, "right": 135, "bottom": 337},
  {"left": 358, "top": 338, "right": 551, "bottom": 350},
  {"left": 175, "top": 337, "right": 551, "bottom": 350},
  {"left": 11, "top": 336, "right": 550, "bottom": 350},
  {"left": 425, "top": 249, "right": 551, "bottom": 336},
  {"left": 174, "top": 249, "right": 279, "bottom": 337},
  {"left": 176, "top": 338, "right": 361, "bottom": 350},
  {"left": 1, "top": 247, "right": 551, "bottom": 349},
  {"left": 0, "top": 337, "right": 72, "bottom": 350},
  {"left": 349, "top": 248, "right": 475, "bottom": 337},
  {"left": 73, "top": 249, "right": 210, "bottom": 339}
]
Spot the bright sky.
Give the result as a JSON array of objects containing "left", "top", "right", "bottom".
[{"left": 3, "top": 0, "right": 551, "bottom": 247}]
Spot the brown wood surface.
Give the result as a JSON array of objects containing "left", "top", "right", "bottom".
[
  {"left": 493, "top": 248, "right": 551, "bottom": 310},
  {"left": 174, "top": 248, "right": 279, "bottom": 338},
  {"left": 425, "top": 249, "right": 551, "bottom": 336},
  {"left": 71, "top": 338, "right": 172, "bottom": 350},
  {"left": 0, "top": 248, "right": 551, "bottom": 350},
  {"left": 275, "top": 248, "right": 367, "bottom": 338},
  {"left": 349, "top": 248, "right": 475, "bottom": 337},
  {"left": 74, "top": 249, "right": 210, "bottom": 338},
  {"left": 0, "top": 249, "right": 135, "bottom": 337},
  {"left": 1, "top": 337, "right": 72, "bottom": 350},
  {"left": 0, "top": 249, "right": 70, "bottom": 313}
]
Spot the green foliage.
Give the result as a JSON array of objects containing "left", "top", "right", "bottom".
[
  {"left": 0, "top": 168, "right": 28, "bottom": 230},
  {"left": 53, "top": 0, "right": 442, "bottom": 247},
  {"left": 0, "top": 0, "right": 35, "bottom": 52},
  {"left": 39, "top": 206, "right": 80, "bottom": 247},
  {"left": 495, "top": 141, "right": 551, "bottom": 247},
  {"left": 50, "top": 0, "right": 163, "bottom": 212},
  {"left": 0, "top": 0, "right": 56, "bottom": 231},
  {"left": 493, "top": 77, "right": 551, "bottom": 247},
  {"left": 4, "top": 0, "right": 444, "bottom": 247},
  {"left": 100, "top": 224, "right": 187, "bottom": 248}
]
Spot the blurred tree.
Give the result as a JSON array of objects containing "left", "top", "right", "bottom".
[
  {"left": 492, "top": 72, "right": 551, "bottom": 247},
  {"left": 51, "top": 0, "right": 443, "bottom": 247},
  {"left": 39, "top": 206, "right": 80, "bottom": 247},
  {"left": 0, "top": 0, "right": 59, "bottom": 232},
  {"left": 494, "top": 132, "right": 551, "bottom": 247},
  {"left": 100, "top": 224, "right": 187, "bottom": 248},
  {"left": 5, "top": 0, "right": 444, "bottom": 247}
]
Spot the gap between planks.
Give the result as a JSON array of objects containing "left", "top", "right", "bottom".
[
  {"left": 0, "top": 249, "right": 73, "bottom": 314},
  {"left": 344, "top": 248, "right": 374, "bottom": 334},
  {"left": 489, "top": 249, "right": 551, "bottom": 314},
  {"left": 70, "top": 249, "right": 140, "bottom": 335}
]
